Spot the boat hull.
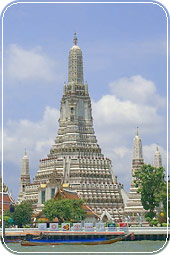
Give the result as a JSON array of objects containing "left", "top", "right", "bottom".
[{"left": 21, "top": 235, "right": 128, "bottom": 246}]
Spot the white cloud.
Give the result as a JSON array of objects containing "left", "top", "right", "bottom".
[
  {"left": 5, "top": 44, "right": 62, "bottom": 83},
  {"left": 92, "top": 75, "right": 166, "bottom": 143},
  {"left": 109, "top": 75, "right": 166, "bottom": 108},
  {"left": 3, "top": 106, "right": 60, "bottom": 168},
  {"left": 113, "top": 146, "right": 130, "bottom": 159},
  {"left": 92, "top": 94, "right": 163, "bottom": 139}
]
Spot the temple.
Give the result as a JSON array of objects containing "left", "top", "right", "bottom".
[
  {"left": 17, "top": 34, "right": 163, "bottom": 223},
  {"left": 17, "top": 34, "right": 127, "bottom": 221}
]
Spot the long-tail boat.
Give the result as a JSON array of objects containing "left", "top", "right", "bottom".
[{"left": 21, "top": 231, "right": 132, "bottom": 246}]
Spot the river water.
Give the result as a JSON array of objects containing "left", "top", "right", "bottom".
[{"left": 2, "top": 241, "right": 169, "bottom": 255}]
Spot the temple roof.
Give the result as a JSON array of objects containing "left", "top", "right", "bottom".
[{"left": 0, "top": 191, "right": 15, "bottom": 212}]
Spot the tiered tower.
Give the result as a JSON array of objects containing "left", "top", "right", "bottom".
[
  {"left": 124, "top": 128, "right": 145, "bottom": 224},
  {"left": 153, "top": 146, "right": 162, "bottom": 168},
  {"left": 17, "top": 150, "right": 30, "bottom": 203},
  {"left": 19, "top": 34, "right": 126, "bottom": 220}
]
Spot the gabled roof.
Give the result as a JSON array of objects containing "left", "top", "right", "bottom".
[
  {"left": 54, "top": 187, "right": 79, "bottom": 200},
  {"left": 0, "top": 192, "right": 15, "bottom": 205},
  {"left": 0, "top": 191, "right": 15, "bottom": 211}
]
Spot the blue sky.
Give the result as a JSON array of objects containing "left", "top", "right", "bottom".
[{"left": 1, "top": 1, "right": 168, "bottom": 199}]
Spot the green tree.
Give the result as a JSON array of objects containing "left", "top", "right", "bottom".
[
  {"left": 134, "top": 164, "right": 165, "bottom": 219},
  {"left": 159, "top": 179, "right": 170, "bottom": 220},
  {"left": 3, "top": 209, "right": 10, "bottom": 217},
  {"left": 43, "top": 198, "right": 86, "bottom": 222},
  {"left": 0, "top": 210, "right": 12, "bottom": 227},
  {"left": 13, "top": 201, "right": 33, "bottom": 227},
  {"left": 0, "top": 215, "right": 11, "bottom": 227},
  {"left": 71, "top": 199, "right": 86, "bottom": 221},
  {"left": 42, "top": 199, "right": 60, "bottom": 221}
]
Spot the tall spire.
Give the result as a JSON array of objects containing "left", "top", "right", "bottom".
[
  {"left": 124, "top": 130, "right": 145, "bottom": 221},
  {"left": 133, "top": 128, "right": 143, "bottom": 160},
  {"left": 154, "top": 145, "right": 162, "bottom": 168},
  {"left": 22, "top": 149, "right": 29, "bottom": 175},
  {"left": 17, "top": 150, "right": 30, "bottom": 204},
  {"left": 68, "top": 33, "right": 84, "bottom": 85}
]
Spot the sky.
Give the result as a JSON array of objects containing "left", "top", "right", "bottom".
[{"left": 0, "top": 1, "right": 168, "bottom": 200}]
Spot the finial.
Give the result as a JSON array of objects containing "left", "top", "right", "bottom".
[
  {"left": 73, "top": 32, "right": 78, "bottom": 45},
  {"left": 136, "top": 127, "right": 139, "bottom": 136},
  {"left": 24, "top": 148, "right": 27, "bottom": 155}
]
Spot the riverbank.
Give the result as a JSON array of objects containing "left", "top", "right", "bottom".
[{"left": 1, "top": 227, "right": 169, "bottom": 242}]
